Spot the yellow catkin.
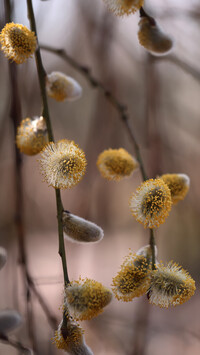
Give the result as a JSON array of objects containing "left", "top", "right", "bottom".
[
  {"left": 112, "top": 252, "right": 152, "bottom": 301},
  {"left": 138, "top": 17, "right": 173, "bottom": 55},
  {"left": 46, "top": 71, "right": 82, "bottom": 102},
  {"left": 0, "top": 22, "right": 36, "bottom": 64},
  {"left": 148, "top": 262, "right": 196, "bottom": 308},
  {"left": 103, "top": 0, "right": 144, "bottom": 17},
  {"left": 97, "top": 148, "right": 139, "bottom": 181},
  {"left": 160, "top": 173, "right": 190, "bottom": 204},
  {"left": 16, "top": 117, "right": 48, "bottom": 155},
  {"left": 65, "top": 278, "right": 113, "bottom": 321},
  {"left": 39, "top": 139, "right": 87, "bottom": 189},
  {"left": 129, "top": 178, "right": 172, "bottom": 228}
]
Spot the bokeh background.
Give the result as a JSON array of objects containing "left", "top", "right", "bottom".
[{"left": 0, "top": 0, "right": 200, "bottom": 354}]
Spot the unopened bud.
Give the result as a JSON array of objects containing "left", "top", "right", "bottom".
[
  {"left": 138, "top": 17, "right": 173, "bottom": 56},
  {"left": 16, "top": 116, "right": 48, "bottom": 155},
  {"left": 63, "top": 211, "right": 104, "bottom": 243},
  {"left": 0, "top": 310, "right": 22, "bottom": 334},
  {"left": 46, "top": 71, "right": 82, "bottom": 102},
  {"left": 0, "top": 247, "right": 7, "bottom": 271},
  {"left": 160, "top": 173, "right": 190, "bottom": 205}
]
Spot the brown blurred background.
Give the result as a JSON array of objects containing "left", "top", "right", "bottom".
[{"left": 0, "top": 0, "right": 200, "bottom": 354}]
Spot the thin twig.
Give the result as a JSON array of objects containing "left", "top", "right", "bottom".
[
  {"left": 152, "top": 54, "right": 200, "bottom": 83},
  {"left": 26, "top": 0, "right": 70, "bottom": 286},
  {"left": 26, "top": 273, "right": 58, "bottom": 329},
  {"left": 0, "top": 334, "right": 32, "bottom": 354},
  {"left": 40, "top": 44, "right": 148, "bottom": 182},
  {"left": 4, "top": 0, "right": 59, "bottom": 336},
  {"left": 4, "top": 0, "right": 38, "bottom": 351}
]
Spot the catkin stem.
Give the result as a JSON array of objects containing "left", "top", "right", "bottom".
[
  {"left": 26, "top": 0, "right": 70, "bottom": 286},
  {"left": 150, "top": 229, "right": 156, "bottom": 270}
]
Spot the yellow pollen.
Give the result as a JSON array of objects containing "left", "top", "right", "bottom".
[
  {"left": 0, "top": 22, "right": 36, "bottom": 64},
  {"left": 112, "top": 252, "right": 152, "bottom": 301},
  {"left": 97, "top": 148, "right": 138, "bottom": 181},
  {"left": 103, "top": 0, "right": 144, "bottom": 17},
  {"left": 129, "top": 178, "right": 172, "bottom": 228},
  {"left": 160, "top": 174, "right": 190, "bottom": 204},
  {"left": 65, "top": 278, "right": 113, "bottom": 320},
  {"left": 16, "top": 117, "right": 48, "bottom": 155},
  {"left": 39, "top": 139, "right": 87, "bottom": 189}
]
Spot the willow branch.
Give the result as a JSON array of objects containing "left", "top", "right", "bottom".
[
  {"left": 40, "top": 44, "right": 156, "bottom": 267},
  {"left": 26, "top": 272, "right": 58, "bottom": 329},
  {"left": 26, "top": 0, "right": 70, "bottom": 286},
  {"left": 40, "top": 44, "right": 148, "bottom": 182},
  {"left": 4, "top": 0, "right": 37, "bottom": 350},
  {"left": 0, "top": 334, "right": 32, "bottom": 354}
]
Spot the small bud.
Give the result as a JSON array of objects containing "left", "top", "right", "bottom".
[
  {"left": 46, "top": 71, "right": 82, "bottom": 102},
  {"left": 65, "top": 278, "right": 113, "bottom": 321},
  {"left": 160, "top": 173, "right": 190, "bottom": 205},
  {"left": 53, "top": 316, "right": 93, "bottom": 355},
  {"left": 138, "top": 17, "right": 173, "bottom": 56},
  {"left": 62, "top": 211, "right": 104, "bottom": 244},
  {"left": 16, "top": 116, "right": 48, "bottom": 155},
  {"left": 0, "top": 247, "right": 7, "bottom": 271},
  {"left": 0, "top": 310, "right": 22, "bottom": 334}
]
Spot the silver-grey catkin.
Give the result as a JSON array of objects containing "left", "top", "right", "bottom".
[{"left": 62, "top": 211, "right": 104, "bottom": 243}]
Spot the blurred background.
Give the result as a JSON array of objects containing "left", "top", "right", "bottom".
[{"left": 0, "top": 0, "right": 200, "bottom": 354}]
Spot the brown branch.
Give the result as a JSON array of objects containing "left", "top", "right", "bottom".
[{"left": 40, "top": 44, "right": 148, "bottom": 182}]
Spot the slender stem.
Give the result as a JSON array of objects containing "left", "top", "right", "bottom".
[
  {"left": 139, "top": 7, "right": 156, "bottom": 25},
  {"left": 56, "top": 189, "right": 70, "bottom": 285},
  {"left": 26, "top": 0, "right": 70, "bottom": 286},
  {"left": 26, "top": 0, "right": 53, "bottom": 142},
  {"left": 149, "top": 229, "right": 156, "bottom": 270}
]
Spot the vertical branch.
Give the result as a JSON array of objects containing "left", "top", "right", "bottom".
[
  {"left": 149, "top": 229, "right": 156, "bottom": 270},
  {"left": 26, "top": 0, "right": 70, "bottom": 286},
  {"left": 4, "top": 0, "right": 38, "bottom": 351},
  {"left": 26, "top": 0, "right": 53, "bottom": 142}
]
